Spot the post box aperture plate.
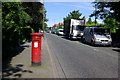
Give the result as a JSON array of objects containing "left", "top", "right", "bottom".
[{"left": 34, "top": 41, "right": 38, "bottom": 48}]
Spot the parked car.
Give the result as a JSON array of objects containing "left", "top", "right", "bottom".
[
  {"left": 51, "top": 30, "right": 57, "bottom": 34},
  {"left": 56, "top": 29, "right": 64, "bottom": 36},
  {"left": 48, "top": 30, "right": 51, "bottom": 33},
  {"left": 39, "top": 30, "right": 44, "bottom": 33},
  {"left": 82, "top": 27, "right": 112, "bottom": 46},
  {"left": 45, "top": 30, "right": 51, "bottom": 33}
]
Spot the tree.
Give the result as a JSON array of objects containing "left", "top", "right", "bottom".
[
  {"left": 91, "top": 1, "right": 120, "bottom": 22},
  {"left": 87, "top": 18, "right": 92, "bottom": 24},
  {"left": 41, "top": 8, "right": 49, "bottom": 30},
  {"left": 63, "top": 10, "right": 83, "bottom": 21},
  {"left": 90, "top": 2, "right": 120, "bottom": 33},
  {"left": 86, "top": 17, "right": 100, "bottom": 26},
  {"left": 2, "top": 2, "right": 47, "bottom": 56},
  {"left": 104, "top": 17, "right": 119, "bottom": 33},
  {"left": 2, "top": 2, "right": 33, "bottom": 58},
  {"left": 58, "top": 22, "right": 64, "bottom": 29},
  {"left": 22, "top": 2, "right": 48, "bottom": 32},
  {"left": 22, "top": 2, "right": 43, "bottom": 32},
  {"left": 54, "top": 22, "right": 64, "bottom": 30},
  {"left": 2, "top": 2, "right": 32, "bottom": 48},
  {"left": 86, "top": 18, "right": 92, "bottom": 26}
]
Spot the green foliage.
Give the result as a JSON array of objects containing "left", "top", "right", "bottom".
[
  {"left": 90, "top": 2, "right": 111, "bottom": 20},
  {"left": 90, "top": 2, "right": 120, "bottom": 33},
  {"left": 58, "top": 25, "right": 64, "bottom": 29},
  {"left": 87, "top": 18, "right": 92, "bottom": 24},
  {"left": 3, "top": 2, "right": 48, "bottom": 56},
  {"left": 86, "top": 17, "right": 99, "bottom": 26},
  {"left": 64, "top": 10, "right": 82, "bottom": 21},
  {"left": 22, "top": 2, "right": 48, "bottom": 32},
  {"left": 92, "top": 1, "right": 120, "bottom": 22},
  {"left": 44, "top": 26, "right": 49, "bottom": 30},
  {"left": 42, "top": 8, "right": 48, "bottom": 30},
  {"left": 2, "top": 2, "right": 32, "bottom": 55},
  {"left": 104, "top": 18, "right": 119, "bottom": 33},
  {"left": 56, "top": 23, "right": 64, "bottom": 30}
]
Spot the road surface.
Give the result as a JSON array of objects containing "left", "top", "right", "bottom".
[{"left": 44, "top": 33, "right": 118, "bottom": 78}]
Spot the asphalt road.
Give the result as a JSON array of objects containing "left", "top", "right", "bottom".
[{"left": 45, "top": 33, "right": 118, "bottom": 78}]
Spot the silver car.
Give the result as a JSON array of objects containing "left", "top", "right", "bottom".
[
  {"left": 82, "top": 27, "right": 112, "bottom": 46},
  {"left": 56, "top": 29, "right": 64, "bottom": 36}
]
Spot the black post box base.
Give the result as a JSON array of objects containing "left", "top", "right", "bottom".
[{"left": 32, "top": 62, "right": 41, "bottom": 66}]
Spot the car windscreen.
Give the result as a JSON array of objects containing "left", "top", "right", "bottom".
[{"left": 94, "top": 28, "right": 109, "bottom": 34}]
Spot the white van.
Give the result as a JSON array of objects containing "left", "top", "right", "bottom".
[{"left": 82, "top": 27, "right": 112, "bottom": 46}]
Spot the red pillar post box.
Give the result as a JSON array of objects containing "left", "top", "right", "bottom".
[{"left": 31, "top": 33, "right": 43, "bottom": 66}]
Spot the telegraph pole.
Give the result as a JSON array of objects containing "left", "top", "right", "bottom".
[
  {"left": 95, "top": 3, "right": 97, "bottom": 26},
  {"left": 42, "top": 0, "right": 44, "bottom": 36}
]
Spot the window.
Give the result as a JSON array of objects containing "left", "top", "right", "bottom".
[
  {"left": 94, "top": 28, "right": 109, "bottom": 34},
  {"left": 75, "top": 25, "right": 85, "bottom": 31},
  {"left": 59, "top": 30, "right": 63, "bottom": 32}
]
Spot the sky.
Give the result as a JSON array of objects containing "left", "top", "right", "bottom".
[
  {"left": 44, "top": 0, "right": 95, "bottom": 2},
  {"left": 44, "top": 2, "right": 103, "bottom": 27}
]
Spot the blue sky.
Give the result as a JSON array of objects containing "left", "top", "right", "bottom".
[{"left": 44, "top": 2, "right": 103, "bottom": 27}]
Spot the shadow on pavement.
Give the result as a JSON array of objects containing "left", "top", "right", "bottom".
[
  {"left": 2, "top": 44, "right": 33, "bottom": 78},
  {"left": 112, "top": 48, "right": 120, "bottom": 53},
  {"left": 61, "top": 36, "right": 80, "bottom": 41},
  {"left": 2, "top": 64, "right": 33, "bottom": 78}
]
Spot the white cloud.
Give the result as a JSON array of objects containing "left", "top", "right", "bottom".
[
  {"left": 70, "top": 4, "right": 94, "bottom": 11},
  {"left": 44, "top": 0, "right": 95, "bottom": 2},
  {"left": 53, "top": 3, "right": 94, "bottom": 11},
  {"left": 44, "top": 0, "right": 120, "bottom": 2}
]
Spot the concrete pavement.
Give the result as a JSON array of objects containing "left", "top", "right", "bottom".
[{"left": 3, "top": 37, "right": 55, "bottom": 78}]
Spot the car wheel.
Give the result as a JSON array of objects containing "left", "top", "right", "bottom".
[
  {"left": 82, "top": 37, "right": 85, "bottom": 43},
  {"left": 91, "top": 39, "right": 95, "bottom": 46}
]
